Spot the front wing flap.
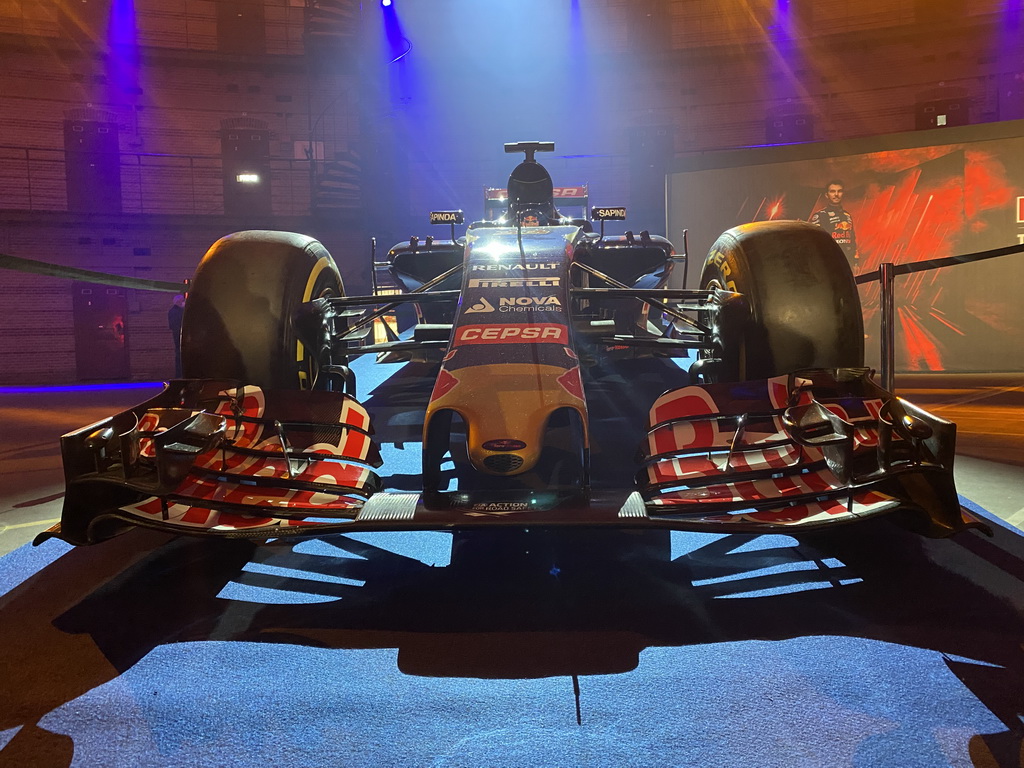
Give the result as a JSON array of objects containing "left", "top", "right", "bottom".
[
  {"left": 637, "top": 368, "right": 980, "bottom": 537},
  {"left": 41, "top": 369, "right": 983, "bottom": 545},
  {"left": 42, "top": 380, "right": 382, "bottom": 545}
]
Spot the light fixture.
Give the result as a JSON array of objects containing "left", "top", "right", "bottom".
[{"left": 236, "top": 173, "right": 260, "bottom": 184}]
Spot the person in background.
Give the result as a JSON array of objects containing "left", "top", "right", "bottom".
[
  {"left": 810, "top": 179, "right": 859, "bottom": 263},
  {"left": 168, "top": 293, "right": 186, "bottom": 377}
]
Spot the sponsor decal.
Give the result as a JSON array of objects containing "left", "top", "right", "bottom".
[
  {"left": 499, "top": 296, "right": 560, "bottom": 307},
  {"left": 455, "top": 324, "right": 568, "bottom": 345},
  {"left": 470, "top": 501, "right": 529, "bottom": 512},
  {"left": 430, "top": 368, "right": 459, "bottom": 400},
  {"left": 430, "top": 210, "right": 464, "bottom": 224},
  {"left": 1018, "top": 196, "right": 1024, "bottom": 224},
  {"left": 476, "top": 224, "right": 552, "bottom": 234},
  {"left": 464, "top": 296, "right": 562, "bottom": 314},
  {"left": 486, "top": 187, "right": 587, "bottom": 200},
  {"left": 708, "top": 249, "right": 737, "bottom": 292},
  {"left": 469, "top": 277, "right": 560, "bottom": 288},
  {"left": 465, "top": 297, "right": 496, "bottom": 314},
  {"left": 553, "top": 187, "right": 587, "bottom": 198},
  {"left": 592, "top": 206, "right": 626, "bottom": 220},
  {"left": 482, "top": 438, "right": 527, "bottom": 451},
  {"left": 556, "top": 367, "right": 584, "bottom": 400},
  {"left": 498, "top": 295, "right": 561, "bottom": 313},
  {"left": 470, "top": 262, "right": 559, "bottom": 271}
]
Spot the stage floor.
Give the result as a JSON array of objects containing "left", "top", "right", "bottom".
[{"left": 1, "top": 370, "right": 1022, "bottom": 767}]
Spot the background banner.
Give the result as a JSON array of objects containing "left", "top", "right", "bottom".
[{"left": 669, "top": 121, "right": 1024, "bottom": 372}]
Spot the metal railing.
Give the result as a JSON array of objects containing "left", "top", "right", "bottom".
[{"left": 856, "top": 242, "right": 1024, "bottom": 392}]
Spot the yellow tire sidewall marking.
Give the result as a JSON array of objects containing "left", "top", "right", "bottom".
[{"left": 295, "top": 256, "right": 332, "bottom": 387}]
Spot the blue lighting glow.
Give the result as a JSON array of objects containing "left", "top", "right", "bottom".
[
  {"left": 382, "top": 1, "right": 410, "bottom": 64},
  {"left": 0, "top": 382, "right": 164, "bottom": 396},
  {"left": 1007, "top": 0, "right": 1022, "bottom": 29},
  {"left": 358, "top": 0, "right": 613, "bottom": 220},
  {"left": 106, "top": 0, "right": 141, "bottom": 97}
]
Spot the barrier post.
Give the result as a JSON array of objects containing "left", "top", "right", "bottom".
[{"left": 879, "top": 261, "right": 895, "bottom": 393}]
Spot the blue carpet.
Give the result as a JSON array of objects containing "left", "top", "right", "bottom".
[
  {"left": 1, "top": 358, "right": 1023, "bottom": 767},
  {"left": 14, "top": 637, "right": 1004, "bottom": 768}
]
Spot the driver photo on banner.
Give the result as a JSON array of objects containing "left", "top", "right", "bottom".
[{"left": 810, "top": 179, "right": 859, "bottom": 264}]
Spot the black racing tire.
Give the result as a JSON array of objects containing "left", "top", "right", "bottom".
[
  {"left": 181, "top": 230, "right": 345, "bottom": 390},
  {"left": 699, "top": 220, "right": 863, "bottom": 382}
]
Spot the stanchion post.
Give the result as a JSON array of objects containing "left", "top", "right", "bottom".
[{"left": 879, "top": 261, "right": 895, "bottom": 394}]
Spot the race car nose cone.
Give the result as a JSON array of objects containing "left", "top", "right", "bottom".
[{"left": 482, "top": 438, "right": 527, "bottom": 452}]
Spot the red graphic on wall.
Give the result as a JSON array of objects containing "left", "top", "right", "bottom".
[{"left": 708, "top": 138, "right": 1023, "bottom": 371}]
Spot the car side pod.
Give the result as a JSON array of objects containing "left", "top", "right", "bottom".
[{"left": 637, "top": 368, "right": 991, "bottom": 537}]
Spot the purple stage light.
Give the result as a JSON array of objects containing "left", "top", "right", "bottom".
[
  {"left": 1008, "top": 0, "right": 1022, "bottom": 28},
  {"left": 106, "top": 0, "right": 141, "bottom": 96},
  {"left": 0, "top": 382, "right": 163, "bottom": 395},
  {"left": 381, "top": 0, "right": 410, "bottom": 64}
]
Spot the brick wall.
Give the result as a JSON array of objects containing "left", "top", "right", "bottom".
[{"left": 0, "top": 0, "right": 1020, "bottom": 382}]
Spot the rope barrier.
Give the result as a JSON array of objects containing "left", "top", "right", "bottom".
[
  {"left": 5, "top": 238, "right": 1023, "bottom": 293},
  {"left": 854, "top": 241, "right": 1024, "bottom": 285},
  {"left": 0, "top": 251, "right": 184, "bottom": 293}
]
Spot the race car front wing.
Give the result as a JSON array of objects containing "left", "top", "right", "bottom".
[{"left": 38, "top": 369, "right": 986, "bottom": 546}]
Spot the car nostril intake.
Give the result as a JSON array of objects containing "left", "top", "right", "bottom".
[{"left": 483, "top": 453, "right": 524, "bottom": 473}]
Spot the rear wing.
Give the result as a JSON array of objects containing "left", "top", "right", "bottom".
[{"left": 484, "top": 185, "right": 589, "bottom": 221}]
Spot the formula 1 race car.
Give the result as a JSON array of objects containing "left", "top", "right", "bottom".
[{"left": 41, "top": 142, "right": 984, "bottom": 547}]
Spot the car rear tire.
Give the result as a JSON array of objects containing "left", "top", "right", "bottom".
[
  {"left": 698, "top": 220, "right": 864, "bottom": 382},
  {"left": 181, "top": 230, "right": 345, "bottom": 390}
]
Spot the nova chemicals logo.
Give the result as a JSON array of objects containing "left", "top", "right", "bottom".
[
  {"left": 465, "top": 297, "right": 496, "bottom": 313},
  {"left": 498, "top": 296, "right": 561, "bottom": 312},
  {"left": 500, "top": 296, "right": 560, "bottom": 307},
  {"left": 464, "top": 296, "right": 562, "bottom": 314}
]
